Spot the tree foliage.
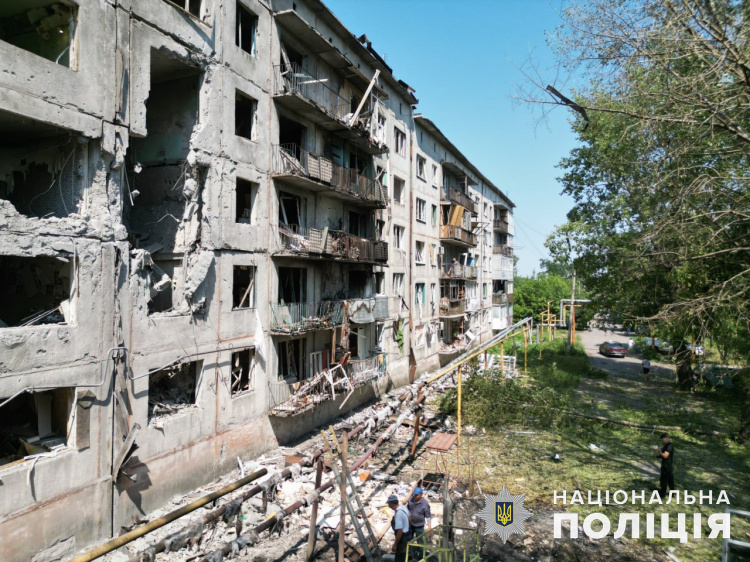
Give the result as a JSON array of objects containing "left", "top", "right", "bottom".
[
  {"left": 526, "top": 0, "right": 750, "bottom": 434},
  {"left": 513, "top": 274, "right": 595, "bottom": 329}
]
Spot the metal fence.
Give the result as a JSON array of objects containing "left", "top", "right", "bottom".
[
  {"left": 345, "top": 354, "right": 386, "bottom": 386},
  {"left": 273, "top": 144, "right": 388, "bottom": 206},
  {"left": 273, "top": 63, "right": 349, "bottom": 120},
  {"left": 270, "top": 300, "right": 344, "bottom": 333}
]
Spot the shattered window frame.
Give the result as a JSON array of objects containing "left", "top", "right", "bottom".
[
  {"left": 392, "top": 272, "right": 404, "bottom": 295},
  {"left": 415, "top": 198, "right": 426, "bottom": 223},
  {"left": 235, "top": 177, "right": 257, "bottom": 223},
  {"left": 232, "top": 265, "right": 257, "bottom": 310},
  {"left": 393, "top": 225, "right": 404, "bottom": 249},
  {"left": 394, "top": 127, "right": 406, "bottom": 157},
  {"left": 235, "top": 90, "right": 258, "bottom": 141},
  {"left": 147, "top": 360, "right": 202, "bottom": 424},
  {"left": 231, "top": 348, "right": 256, "bottom": 397},
  {"left": 415, "top": 240, "right": 425, "bottom": 264},
  {"left": 235, "top": 1, "right": 258, "bottom": 57},
  {"left": 416, "top": 155, "right": 426, "bottom": 180},
  {"left": 392, "top": 176, "right": 405, "bottom": 204}
]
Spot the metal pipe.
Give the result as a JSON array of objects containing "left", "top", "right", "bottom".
[
  {"left": 71, "top": 468, "right": 268, "bottom": 562},
  {"left": 123, "top": 424, "right": 368, "bottom": 562},
  {"left": 0, "top": 346, "right": 127, "bottom": 409}
]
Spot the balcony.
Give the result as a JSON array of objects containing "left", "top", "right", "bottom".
[
  {"left": 492, "top": 293, "right": 515, "bottom": 306},
  {"left": 440, "top": 225, "right": 477, "bottom": 247},
  {"left": 440, "top": 263, "right": 477, "bottom": 279},
  {"left": 440, "top": 297, "right": 465, "bottom": 317},
  {"left": 345, "top": 354, "right": 387, "bottom": 386},
  {"left": 270, "top": 300, "right": 344, "bottom": 334},
  {"left": 274, "top": 225, "right": 389, "bottom": 265},
  {"left": 493, "top": 245, "right": 514, "bottom": 257},
  {"left": 441, "top": 186, "right": 476, "bottom": 213},
  {"left": 273, "top": 145, "right": 387, "bottom": 208},
  {"left": 273, "top": 64, "right": 387, "bottom": 154},
  {"left": 493, "top": 219, "right": 510, "bottom": 233}
]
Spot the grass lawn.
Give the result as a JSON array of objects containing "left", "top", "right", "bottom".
[{"left": 434, "top": 336, "right": 750, "bottom": 561}]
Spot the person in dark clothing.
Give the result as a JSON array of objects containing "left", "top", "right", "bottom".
[
  {"left": 652, "top": 433, "right": 675, "bottom": 496},
  {"left": 407, "top": 487, "right": 431, "bottom": 558}
]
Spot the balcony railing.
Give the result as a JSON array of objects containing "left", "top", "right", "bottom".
[
  {"left": 493, "top": 245, "right": 514, "bottom": 257},
  {"left": 493, "top": 219, "right": 509, "bottom": 233},
  {"left": 273, "top": 63, "right": 350, "bottom": 121},
  {"left": 345, "top": 354, "right": 387, "bottom": 386},
  {"left": 492, "top": 293, "right": 508, "bottom": 305},
  {"left": 440, "top": 297, "right": 465, "bottom": 316},
  {"left": 440, "top": 263, "right": 477, "bottom": 279},
  {"left": 441, "top": 185, "right": 476, "bottom": 213},
  {"left": 440, "top": 225, "right": 477, "bottom": 246},
  {"left": 270, "top": 300, "right": 344, "bottom": 334},
  {"left": 275, "top": 225, "right": 389, "bottom": 264},
  {"left": 273, "top": 144, "right": 388, "bottom": 207}
]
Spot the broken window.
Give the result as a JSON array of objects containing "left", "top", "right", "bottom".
[
  {"left": 348, "top": 211, "right": 367, "bottom": 237},
  {"left": 147, "top": 256, "right": 183, "bottom": 315},
  {"left": 416, "top": 155, "right": 426, "bottom": 179},
  {"left": 393, "top": 225, "right": 404, "bottom": 249},
  {"left": 148, "top": 360, "right": 201, "bottom": 422},
  {"left": 0, "top": 112, "right": 87, "bottom": 219},
  {"left": 348, "top": 270, "right": 369, "bottom": 299},
  {"left": 394, "top": 128, "right": 406, "bottom": 157},
  {"left": 236, "top": 178, "right": 256, "bottom": 223},
  {"left": 415, "top": 283, "right": 425, "bottom": 306},
  {"left": 0, "top": 255, "right": 73, "bottom": 328},
  {"left": 415, "top": 198, "right": 426, "bottom": 222},
  {"left": 164, "top": 0, "right": 203, "bottom": 19},
  {"left": 0, "top": 388, "right": 73, "bottom": 467},
  {"left": 233, "top": 265, "right": 256, "bottom": 309},
  {"left": 126, "top": 51, "right": 203, "bottom": 252},
  {"left": 392, "top": 273, "right": 403, "bottom": 294},
  {"left": 279, "top": 116, "right": 306, "bottom": 152},
  {"left": 0, "top": 1, "right": 78, "bottom": 69},
  {"left": 278, "top": 267, "right": 306, "bottom": 304},
  {"left": 415, "top": 241, "right": 425, "bottom": 264},
  {"left": 375, "top": 323, "right": 385, "bottom": 351},
  {"left": 279, "top": 191, "right": 302, "bottom": 227},
  {"left": 432, "top": 164, "right": 439, "bottom": 187},
  {"left": 374, "top": 272, "right": 385, "bottom": 295},
  {"left": 236, "top": 2, "right": 258, "bottom": 56},
  {"left": 393, "top": 176, "right": 405, "bottom": 204},
  {"left": 376, "top": 219, "right": 385, "bottom": 241},
  {"left": 235, "top": 90, "right": 257, "bottom": 140},
  {"left": 231, "top": 348, "right": 255, "bottom": 396},
  {"left": 279, "top": 338, "right": 305, "bottom": 381}
]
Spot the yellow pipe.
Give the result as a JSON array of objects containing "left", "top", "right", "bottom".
[
  {"left": 500, "top": 341, "right": 505, "bottom": 375},
  {"left": 523, "top": 327, "right": 528, "bottom": 375},
  {"left": 457, "top": 361, "right": 462, "bottom": 446},
  {"left": 71, "top": 468, "right": 268, "bottom": 562}
]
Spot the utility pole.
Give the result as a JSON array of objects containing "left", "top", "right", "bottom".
[{"left": 566, "top": 271, "right": 576, "bottom": 353}]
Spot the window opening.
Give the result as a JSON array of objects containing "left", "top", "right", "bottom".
[
  {"left": 0, "top": 1, "right": 79, "bottom": 69},
  {"left": 236, "top": 178, "right": 256, "bottom": 223},
  {"left": 233, "top": 265, "right": 256, "bottom": 309},
  {"left": 0, "top": 255, "right": 73, "bottom": 328},
  {"left": 278, "top": 267, "right": 306, "bottom": 304},
  {"left": 279, "top": 338, "right": 305, "bottom": 381},
  {"left": 235, "top": 90, "right": 257, "bottom": 140},
  {"left": 236, "top": 3, "right": 258, "bottom": 56},
  {"left": 148, "top": 360, "right": 201, "bottom": 423},
  {"left": 0, "top": 388, "right": 73, "bottom": 466},
  {"left": 231, "top": 348, "right": 255, "bottom": 396}
]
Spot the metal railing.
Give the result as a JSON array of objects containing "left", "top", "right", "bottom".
[
  {"left": 270, "top": 300, "right": 344, "bottom": 333},
  {"left": 492, "top": 292, "right": 508, "bottom": 305},
  {"left": 275, "top": 225, "right": 388, "bottom": 263},
  {"left": 440, "top": 225, "right": 477, "bottom": 246},
  {"left": 441, "top": 185, "right": 476, "bottom": 213},
  {"left": 493, "top": 244, "right": 514, "bottom": 256},
  {"left": 493, "top": 219, "right": 510, "bottom": 233},
  {"left": 440, "top": 297, "right": 465, "bottom": 316},
  {"left": 440, "top": 263, "right": 477, "bottom": 279},
  {"left": 273, "top": 144, "right": 388, "bottom": 206},
  {"left": 345, "top": 354, "right": 386, "bottom": 386},
  {"left": 273, "top": 63, "right": 350, "bottom": 121}
]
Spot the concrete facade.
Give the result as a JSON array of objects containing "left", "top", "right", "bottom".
[{"left": 0, "top": 1, "right": 514, "bottom": 559}]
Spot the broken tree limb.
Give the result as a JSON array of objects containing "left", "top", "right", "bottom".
[{"left": 565, "top": 411, "right": 727, "bottom": 436}]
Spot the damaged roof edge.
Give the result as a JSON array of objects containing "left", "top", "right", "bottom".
[
  {"left": 414, "top": 114, "right": 516, "bottom": 209},
  {"left": 303, "top": 0, "right": 419, "bottom": 105}
]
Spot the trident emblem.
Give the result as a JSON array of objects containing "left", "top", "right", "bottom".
[{"left": 496, "top": 501, "right": 513, "bottom": 526}]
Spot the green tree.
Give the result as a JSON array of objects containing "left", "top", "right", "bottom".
[{"left": 526, "top": 0, "right": 750, "bottom": 435}]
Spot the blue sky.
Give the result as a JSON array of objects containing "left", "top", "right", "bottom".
[{"left": 323, "top": 0, "right": 579, "bottom": 277}]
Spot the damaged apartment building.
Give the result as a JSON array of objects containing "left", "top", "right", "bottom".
[{"left": 0, "top": 0, "right": 515, "bottom": 560}]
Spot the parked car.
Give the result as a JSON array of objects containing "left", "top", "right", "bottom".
[{"left": 599, "top": 341, "right": 629, "bottom": 357}]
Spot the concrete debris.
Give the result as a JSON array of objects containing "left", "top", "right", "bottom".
[{"left": 183, "top": 250, "right": 214, "bottom": 312}]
